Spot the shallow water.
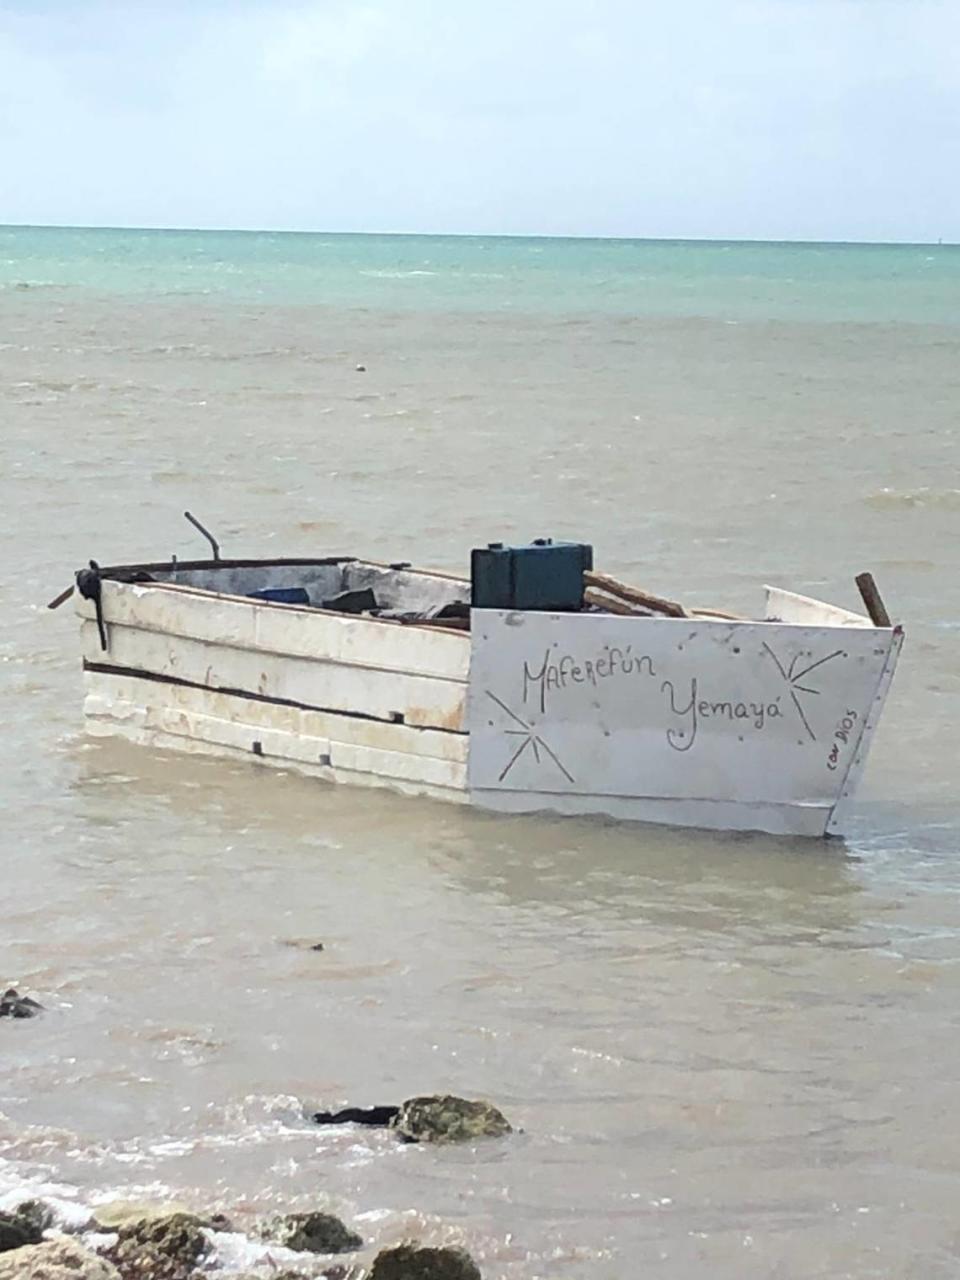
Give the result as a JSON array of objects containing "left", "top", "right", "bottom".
[{"left": 2, "top": 232, "right": 960, "bottom": 1278}]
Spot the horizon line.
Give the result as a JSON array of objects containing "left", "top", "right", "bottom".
[{"left": 1, "top": 222, "right": 956, "bottom": 250}]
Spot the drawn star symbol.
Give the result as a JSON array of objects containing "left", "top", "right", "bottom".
[
  {"left": 762, "top": 643, "right": 846, "bottom": 742},
  {"left": 484, "top": 690, "right": 575, "bottom": 784}
]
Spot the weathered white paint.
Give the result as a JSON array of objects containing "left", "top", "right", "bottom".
[
  {"left": 79, "top": 613, "right": 466, "bottom": 732},
  {"left": 72, "top": 564, "right": 901, "bottom": 837},
  {"left": 80, "top": 581, "right": 470, "bottom": 681},
  {"left": 147, "top": 559, "right": 469, "bottom": 615},
  {"left": 83, "top": 673, "right": 468, "bottom": 763},
  {"left": 153, "top": 562, "right": 345, "bottom": 604},
  {"left": 764, "top": 586, "right": 872, "bottom": 629},
  {"left": 83, "top": 714, "right": 468, "bottom": 804},
  {"left": 476, "top": 790, "right": 832, "bottom": 838},
  {"left": 825, "top": 626, "right": 904, "bottom": 835},
  {"left": 340, "top": 562, "right": 468, "bottom": 613},
  {"left": 83, "top": 690, "right": 466, "bottom": 790},
  {"left": 467, "top": 609, "right": 901, "bottom": 836}
]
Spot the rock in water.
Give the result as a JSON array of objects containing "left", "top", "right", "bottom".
[
  {"left": 0, "top": 1208, "right": 43, "bottom": 1252},
  {"left": 92, "top": 1201, "right": 199, "bottom": 1232},
  {"left": 108, "top": 1211, "right": 208, "bottom": 1278},
  {"left": 261, "top": 1210, "right": 363, "bottom": 1254},
  {"left": 11, "top": 1200, "right": 55, "bottom": 1235},
  {"left": 391, "top": 1096, "right": 512, "bottom": 1144},
  {"left": 0, "top": 1238, "right": 121, "bottom": 1279},
  {"left": 369, "top": 1244, "right": 482, "bottom": 1280},
  {"left": 0, "top": 988, "right": 43, "bottom": 1018}
]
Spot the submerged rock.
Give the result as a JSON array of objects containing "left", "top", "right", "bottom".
[
  {"left": 0, "top": 987, "right": 43, "bottom": 1018},
  {"left": 107, "top": 1210, "right": 208, "bottom": 1279},
  {"left": 311, "top": 1096, "right": 511, "bottom": 1143},
  {"left": 261, "top": 1210, "right": 363, "bottom": 1254},
  {"left": 369, "top": 1244, "right": 482, "bottom": 1280},
  {"left": 0, "top": 1207, "right": 44, "bottom": 1252},
  {"left": 391, "top": 1096, "right": 512, "bottom": 1145},
  {"left": 0, "top": 1238, "right": 120, "bottom": 1279}
]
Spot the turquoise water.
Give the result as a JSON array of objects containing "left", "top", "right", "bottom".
[
  {"left": 2, "top": 224, "right": 959, "bottom": 323},
  {"left": 4, "top": 220, "right": 960, "bottom": 1280}
]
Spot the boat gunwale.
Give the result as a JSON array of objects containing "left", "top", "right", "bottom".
[
  {"left": 85, "top": 560, "right": 898, "bottom": 636},
  {"left": 91, "top": 557, "right": 474, "bottom": 637},
  {"left": 98, "top": 554, "right": 470, "bottom": 583}
]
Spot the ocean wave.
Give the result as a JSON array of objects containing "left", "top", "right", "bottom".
[
  {"left": 0, "top": 1154, "right": 355, "bottom": 1277},
  {"left": 864, "top": 487, "right": 960, "bottom": 511},
  {"left": 358, "top": 270, "right": 438, "bottom": 279},
  {"left": 0, "top": 281, "right": 69, "bottom": 292},
  {"left": 11, "top": 377, "right": 101, "bottom": 395},
  {"left": 0, "top": 1156, "right": 91, "bottom": 1231}
]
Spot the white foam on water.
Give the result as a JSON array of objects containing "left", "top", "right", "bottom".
[
  {"left": 0, "top": 1157, "right": 92, "bottom": 1232},
  {"left": 204, "top": 1228, "right": 325, "bottom": 1275}
]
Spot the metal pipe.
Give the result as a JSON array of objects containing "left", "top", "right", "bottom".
[{"left": 184, "top": 511, "right": 220, "bottom": 561}]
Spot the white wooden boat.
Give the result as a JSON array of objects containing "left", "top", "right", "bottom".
[{"left": 60, "top": 542, "right": 903, "bottom": 839}]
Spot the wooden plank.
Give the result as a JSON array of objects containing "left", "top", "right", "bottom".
[
  {"left": 82, "top": 672, "right": 468, "bottom": 762},
  {"left": 328, "top": 741, "right": 466, "bottom": 789},
  {"left": 584, "top": 571, "right": 686, "bottom": 618},
  {"left": 468, "top": 608, "right": 898, "bottom": 810},
  {"left": 77, "top": 581, "right": 471, "bottom": 683},
  {"left": 80, "top": 621, "right": 465, "bottom": 731},
  {"left": 83, "top": 691, "right": 467, "bottom": 789},
  {"left": 764, "top": 586, "right": 872, "bottom": 628},
  {"left": 83, "top": 716, "right": 469, "bottom": 803},
  {"left": 583, "top": 588, "right": 650, "bottom": 616},
  {"left": 84, "top": 691, "right": 333, "bottom": 769}
]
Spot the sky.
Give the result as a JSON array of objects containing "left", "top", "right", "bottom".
[{"left": 0, "top": 0, "right": 957, "bottom": 242}]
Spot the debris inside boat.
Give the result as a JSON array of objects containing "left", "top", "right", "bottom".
[{"left": 51, "top": 514, "right": 903, "bottom": 838}]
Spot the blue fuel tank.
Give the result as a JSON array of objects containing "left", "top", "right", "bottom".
[{"left": 470, "top": 539, "right": 594, "bottom": 612}]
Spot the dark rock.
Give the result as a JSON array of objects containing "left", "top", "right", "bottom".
[
  {"left": 0, "top": 988, "right": 43, "bottom": 1018},
  {"left": 391, "top": 1096, "right": 512, "bottom": 1145},
  {"left": 369, "top": 1244, "right": 482, "bottom": 1280},
  {"left": 0, "top": 1207, "right": 44, "bottom": 1252},
  {"left": 313, "top": 1105, "right": 399, "bottom": 1128},
  {"left": 11, "top": 1200, "right": 54, "bottom": 1234},
  {"left": 0, "top": 1238, "right": 120, "bottom": 1279},
  {"left": 311, "top": 1096, "right": 511, "bottom": 1143},
  {"left": 261, "top": 1211, "right": 362, "bottom": 1255},
  {"left": 108, "top": 1211, "right": 208, "bottom": 1279}
]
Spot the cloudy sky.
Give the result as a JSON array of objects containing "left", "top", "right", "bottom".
[{"left": 0, "top": 0, "right": 956, "bottom": 241}]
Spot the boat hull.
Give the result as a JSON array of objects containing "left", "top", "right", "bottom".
[
  {"left": 468, "top": 608, "right": 903, "bottom": 838},
  {"left": 73, "top": 569, "right": 902, "bottom": 838}
]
